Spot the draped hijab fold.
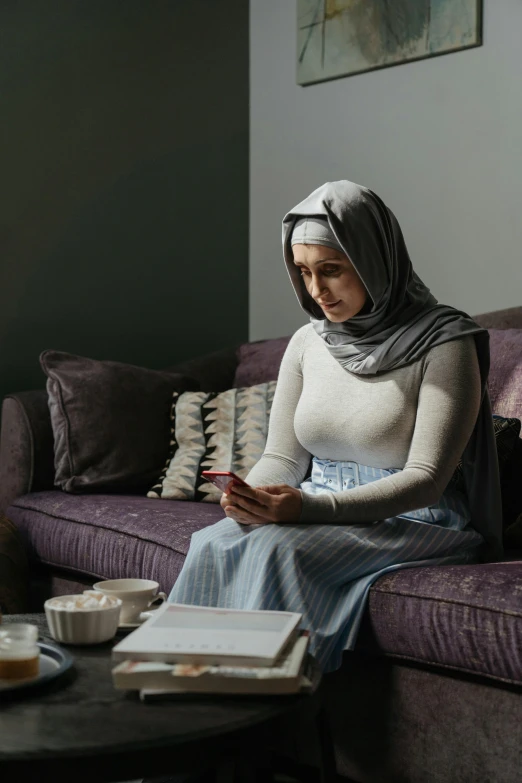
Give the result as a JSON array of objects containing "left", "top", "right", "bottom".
[{"left": 282, "top": 180, "right": 502, "bottom": 561}]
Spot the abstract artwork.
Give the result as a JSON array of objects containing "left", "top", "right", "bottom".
[{"left": 297, "top": 0, "right": 483, "bottom": 85}]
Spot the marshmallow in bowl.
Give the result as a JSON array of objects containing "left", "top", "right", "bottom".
[
  {"left": 45, "top": 592, "right": 122, "bottom": 644},
  {"left": 46, "top": 592, "right": 119, "bottom": 611}
]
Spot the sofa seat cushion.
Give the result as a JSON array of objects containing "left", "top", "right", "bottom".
[
  {"left": 8, "top": 492, "right": 522, "bottom": 685},
  {"left": 7, "top": 492, "right": 224, "bottom": 594},
  {"left": 357, "top": 561, "right": 522, "bottom": 686}
]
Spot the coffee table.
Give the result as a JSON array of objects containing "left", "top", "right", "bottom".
[{"left": 0, "top": 614, "right": 335, "bottom": 783}]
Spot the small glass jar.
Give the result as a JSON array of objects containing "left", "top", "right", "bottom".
[{"left": 0, "top": 623, "right": 40, "bottom": 680}]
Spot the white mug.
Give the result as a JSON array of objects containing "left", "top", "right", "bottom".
[{"left": 92, "top": 579, "right": 167, "bottom": 624}]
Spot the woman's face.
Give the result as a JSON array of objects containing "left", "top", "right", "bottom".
[{"left": 292, "top": 243, "right": 369, "bottom": 322}]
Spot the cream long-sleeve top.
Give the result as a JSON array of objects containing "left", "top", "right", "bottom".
[{"left": 244, "top": 324, "right": 482, "bottom": 524}]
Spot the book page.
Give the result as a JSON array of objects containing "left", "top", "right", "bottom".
[{"left": 152, "top": 604, "right": 293, "bottom": 633}]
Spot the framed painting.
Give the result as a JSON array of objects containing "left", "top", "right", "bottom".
[{"left": 297, "top": 0, "right": 483, "bottom": 86}]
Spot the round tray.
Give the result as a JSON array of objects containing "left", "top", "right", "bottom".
[{"left": 0, "top": 641, "right": 74, "bottom": 695}]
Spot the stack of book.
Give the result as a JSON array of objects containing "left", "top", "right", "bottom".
[{"left": 111, "top": 602, "right": 311, "bottom": 699}]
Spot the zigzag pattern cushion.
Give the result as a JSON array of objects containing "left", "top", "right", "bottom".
[{"left": 148, "top": 382, "right": 276, "bottom": 503}]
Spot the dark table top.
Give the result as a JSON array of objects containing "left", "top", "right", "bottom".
[{"left": 0, "top": 614, "right": 323, "bottom": 783}]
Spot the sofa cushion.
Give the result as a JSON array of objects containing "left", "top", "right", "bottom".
[
  {"left": 148, "top": 382, "right": 277, "bottom": 503},
  {"left": 8, "top": 491, "right": 224, "bottom": 594},
  {"left": 165, "top": 344, "right": 241, "bottom": 394},
  {"left": 488, "top": 329, "right": 522, "bottom": 420},
  {"left": 357, "top": 560, "right": 522, "bottom": 686},
  {"left": 9, "top": 491, "right": 522, "bottom": 685},
  {"left": 233, "top": 336, "right": 291, "bottom": 387},
  {"left": 40, "top": 350, "right": 199, "bottom": 494},
  {"left": 474, "top": 306, "right": 522, "bottom": 330}
]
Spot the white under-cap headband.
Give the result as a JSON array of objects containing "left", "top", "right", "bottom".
[{"left": 290, "top": 216, "right": 344, "bottom": 254}]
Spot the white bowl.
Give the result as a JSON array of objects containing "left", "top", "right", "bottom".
[{"left": 44, "top": 594, "right": 122, "bottom": 645}]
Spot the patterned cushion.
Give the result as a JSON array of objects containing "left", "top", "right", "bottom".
[{"left": 148, "top": 382, "right": 277, "bottom": 503}]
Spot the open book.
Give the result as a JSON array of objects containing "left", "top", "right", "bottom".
[
  {"left": 113, "top": 632, "right": 310, "bottom": 696},
  {"left": 112, "top": 602, "right": 302, "bottom": 667}
]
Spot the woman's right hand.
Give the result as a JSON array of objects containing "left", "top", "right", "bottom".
[{"left": 220, "top": 491, "right": 237, "bottom": 518}]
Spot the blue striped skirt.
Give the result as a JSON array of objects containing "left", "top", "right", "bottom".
[{"left": 168, "top": 458, "right": 483, "bottom": 672}]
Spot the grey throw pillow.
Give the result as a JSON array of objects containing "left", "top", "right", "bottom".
[
  {"left": 148, "top": 382, "right": 277, "bottom": 502},
  {"left": 40, "top": 350, "right": 199, "bottom": 493}
]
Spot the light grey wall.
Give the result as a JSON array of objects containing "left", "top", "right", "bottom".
[{"left": 250, "top": 0, "right": 522, "bottom": 340}]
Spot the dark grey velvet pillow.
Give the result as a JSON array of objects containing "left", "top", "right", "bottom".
[{"left": 40, "top": 351, "right": 199, "bottom": 494}]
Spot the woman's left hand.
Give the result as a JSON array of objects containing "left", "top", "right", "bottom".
[{"left": 223, "top": 484, "right": 302, "bottom": 525}]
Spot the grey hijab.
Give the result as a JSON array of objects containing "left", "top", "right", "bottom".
[{"left": 283, "top": 180, "right": 502, "bottom": 561}]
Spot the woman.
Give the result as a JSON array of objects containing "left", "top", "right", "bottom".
[{"left": 168, "top": 180, "right": 503, "bottom": 673}]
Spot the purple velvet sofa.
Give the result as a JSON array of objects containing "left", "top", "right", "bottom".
[{"left": 1, "top": 307, "right": 522, "bottom": 783}]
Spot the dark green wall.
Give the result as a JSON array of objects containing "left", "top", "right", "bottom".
[{"left": 0, "top": 0, "right": 249, "bottom": 400}]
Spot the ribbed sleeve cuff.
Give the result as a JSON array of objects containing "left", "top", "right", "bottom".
[{"left": 299, "top": 490, "right": 336, "bottom": 523}]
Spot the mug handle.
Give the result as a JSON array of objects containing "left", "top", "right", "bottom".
[{"left": 147, "top": 591, "right": 167, "bottom": 611}]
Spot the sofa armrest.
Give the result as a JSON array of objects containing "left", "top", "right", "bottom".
[{"left": 0, "top": 390, "right": 55, "bottom": 514}]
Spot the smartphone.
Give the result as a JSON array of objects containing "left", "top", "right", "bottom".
[{"left": 201, "top": 470, "right": 251, "bottom": 494}]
